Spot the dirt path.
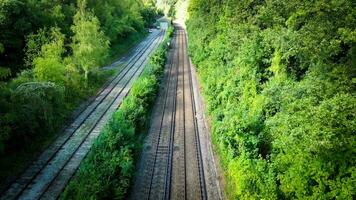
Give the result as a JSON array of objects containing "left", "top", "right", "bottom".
[
  {"left": 129, "top": 24, "right": 222, "bottom": 200},
  {"left": 0, "top": 28, "right": 166, "bottom": 200}
]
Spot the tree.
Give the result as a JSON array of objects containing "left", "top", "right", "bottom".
[
  {"left": 33, "top": 28, "right": 66, "bottom": 84},
  {"left": 71, "top": 0, "right": 109, "bottom": 85},
  {"left": 186, "top": 0, "right": 356, "bottom": 199},
  {"left": 141, "top": 4, "right": 158, "bottom": 28},
  {"left": 0, "top": 0, "right": 75, "bottom": 75}
]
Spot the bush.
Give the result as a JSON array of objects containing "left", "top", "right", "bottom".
[
  {"left": 12, "top": 82, "right": 65, "bottom": 140},
  {"left": 60, "top": 117, "right": 135, "bottom": 199},
  {"left": 0, "top": 0, "right": 171, "bottom": 185},
  {"left": 61, "top": 26, "right": 173, "bottom": 200},
  {"left": 0, "top": 81, "right": 66, "bottom": 155},
  {"left": 0, "top": 84, "right": 13, "bottom": 154},
  {"left": 187, "top": 0, "right": 356, "bottom": 199}
]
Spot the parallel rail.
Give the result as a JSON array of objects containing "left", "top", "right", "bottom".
[
  {"left": 184, "top": 28, "right": 207, "bottom": 200},
  {"left": 147, "top": 30, "right": 178, "bottom": 199},
  {"left": 1, "top": 29, "right": 165, "bottom": 200},
  {"left": 132, "top": 25, "right": 207, "bottom": 200}
]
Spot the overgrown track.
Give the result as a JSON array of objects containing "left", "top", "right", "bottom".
[
  {"left": 0, "top": 29, "right": 166, "bottom": 200},
  {"left": 130, "top": 24, "right": 207, "bottom": 200}
]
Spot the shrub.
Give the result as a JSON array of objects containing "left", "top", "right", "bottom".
[
  {"left": 61, "top": 26, "right": 172, "bottom": 199},
  {"left": 11, "top": 82, "right": 65, "bottom": 140},
  {"left": 187, "top": 0, "right": 356, "bottom": 199},
  {"left": 0, "top": 0, "right": 169, "bottom": 184}
]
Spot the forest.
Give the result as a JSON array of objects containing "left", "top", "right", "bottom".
[
  {"left": 187, "top": 0, "right": 355, "bottom": 199},
  {"left": 0, "top": 0, "right": 162, "bottom": 183}
]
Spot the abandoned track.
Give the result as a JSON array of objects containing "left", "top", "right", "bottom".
[
  {"left": 0, "top": 28, "right": 166, "bottom": 200},
  {"left": 130, "top": 24, "right": 222, "bottom": 200}
]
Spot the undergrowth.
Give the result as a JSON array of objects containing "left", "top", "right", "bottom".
[{"left": 61, "top": 25, "right": 174, "bottom": 199}]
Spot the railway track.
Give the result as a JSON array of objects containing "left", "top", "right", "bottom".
[
  {"left": 0, "top": 28, "right": 166, "bottom": 200},
  {"left": 130, "top": 24, "right": 208, "bottom": 200}
]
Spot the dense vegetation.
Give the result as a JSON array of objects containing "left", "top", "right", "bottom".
[
  {"left": 61, "top": 25, "right": 173, "bottom": 199},
  {"left": 187, "top": 0, "right": 355, "bottom": 199},
  {"left": 0, "top": 0, "right": 162, "bottom": 183}
]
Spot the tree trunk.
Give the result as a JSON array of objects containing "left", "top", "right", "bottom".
[{"left": 84, "top": 70, "right": 88, "bottom": 87}]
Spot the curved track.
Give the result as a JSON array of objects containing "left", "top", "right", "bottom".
[{"left": 1, "top": 28, "right": 166, "bottom": 200}]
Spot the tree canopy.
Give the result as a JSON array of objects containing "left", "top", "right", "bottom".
[
  {"left": 187, "top": 0, "right": 356, "bottom": 199},
  {"left": 0, "top": 0, "right": 162, "bottom": 183}
]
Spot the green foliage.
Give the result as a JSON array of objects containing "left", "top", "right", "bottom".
[
  {"left": 0, "top": 0, "right": 163, "bottom": 184},
  {"left": 167, "top": 5, "right": 176, "bottom": 19},
  {"left": 0, "top": 84, "right": 13, "bottom": 154},
  {"left": 71, "top": 3, "right": 109, "bottom": 84},
  {"left": 0, "top": 0, "right": 159, "bottom": 75},
  {"left": 24, "top": 28, "right": 51, "bottom": 68},
  {"left": 0, "top": 67, "right": 11, "bottom": 80},
  {"left": 187, "top": 0, "right": 356, "bottom": 199},
  {"left": 11, "top": 82, "right": 65, "bottom": 143},
  {"left": 141, "top": 4, "right": 160, "bottom": 28},
  {"left": 61, "top": 28, "right": 172, "bottom": 199},
  {"left": 0, "top": 0, "right": 75, "bottom": 74},
  {"left": 8, "top": 69, "right": 34, "bottom": 89},
  {"left": 164, "top": 0, "right": 177, "bottom": 18},
  {"left": 33, "top": 28, "right": 66, "bottom": 84},
  {"left": 84, "top": 0, "right": 160, "bottom": 42},
  {"left": 0, "top": 42, "right": 4, "bottom": 53},
  {"left": 61, "top": 117, "right": 136, "bottom": 199}
]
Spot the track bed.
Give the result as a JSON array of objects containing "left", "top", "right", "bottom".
[
  {"left": 1, "top": 29, "right": 166, "bottom": 200},
  {"left": 130, "top": 24, "right": 222, "bottom": 200}
]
